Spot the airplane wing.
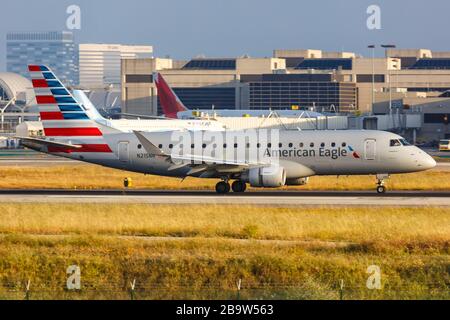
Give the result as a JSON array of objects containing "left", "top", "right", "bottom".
[
  {"left": 15, "top": 136, "right": 82, "bottom": 151},
  {"left": 133, "top": 131, "right": 168, "bottom": 157},
  {"left": 133, "top": 131, "right": 267, "bottom": 176}
]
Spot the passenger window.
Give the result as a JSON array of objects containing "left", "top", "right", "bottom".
[
  {"left": 257, "top": 143, "right": 261, "bottom": 148},
  {"left": 390, "top": 139, "right": 401, "bottom": 147},
  {"left": 137, "top": 144, "right": 142, "bottom": 149},
  {"left": 342, "top": 143, "right": 347, "bottom": 147},
  {"left": 331, "top": 143, "right": 336, "bottom": 147},
  {"left": 202, "top": 144, "right": 207, "bottom": 149},
  {"left": 299, "top": 143, "right": 304, "bottom": 148},
  {"left": 268, "top": 143, "right": 272, "bottom": 148},
  {"left": 310, "top": 143, "right": 314, "bottom": 148},
  {"left": 279, "top": 143, "right": 283, "bottom": 148},
  {"left": 321, "top": 143, "right": 325, "bottom": 148},
  {"left": 191, "top": 144, "right": 195, "bottom": 149},
  {"left": 158, "top": 144, "right": 163, "bottom": 149},
  {"left": 169, "top": 144, "right": 173, "bottom": 149},
  {"left": 289, "top": 143, "right": 293, "bottom": 148},
  {"left": 234, "top": 143, "right": 238, "bottom": 148},
  {"left": 246, "top": 143, "right": 250, "bottom": 148},
  {"left": 223, "top": 144, "right": 227, "bottom": 148}
]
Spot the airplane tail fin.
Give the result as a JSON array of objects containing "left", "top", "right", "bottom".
[
  {"left": 153, "top": 72, "right": 188, "bottom": 118},
  {"left": 28, "top": 65, "right": 113, "bottom": 153}
]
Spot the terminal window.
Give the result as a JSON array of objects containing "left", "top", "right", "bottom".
[
  {"left": 356, "top": 74, "right": 385, "bottom": 83},
  {"left": 424, "top": 113, "right": 450, "bottom": 124},
  {"left": 126, "top": 74, "right": 153, "bottom": 83}
]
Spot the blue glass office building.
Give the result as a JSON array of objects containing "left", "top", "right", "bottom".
[{"left": 7, "top": 31, "right": 79, "bottom": 85}]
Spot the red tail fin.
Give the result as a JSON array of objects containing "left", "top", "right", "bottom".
[{"left": 154, "top": 73, "right": 188, "bottom": 118}]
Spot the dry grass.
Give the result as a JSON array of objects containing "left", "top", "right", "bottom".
[
  {"left": 0, "top": 204, "right": 448, "bottom": 243},
  {"left": 0, "top": 203, "right": 448, "bottom": 299},
  {"left": 0, "top": 164, "right": 449, "bottom": 190}
]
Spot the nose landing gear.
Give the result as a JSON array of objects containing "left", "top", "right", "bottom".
[
  {"left": 376, "top": 174, "right": 390, "bottom": 194},
  {"left": 376, "top": 185, "right": 386, "bottom": 194}
]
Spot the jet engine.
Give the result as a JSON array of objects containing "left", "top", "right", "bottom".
[{"left": 248, "top": 165, "right": 286, "bottom": 188}]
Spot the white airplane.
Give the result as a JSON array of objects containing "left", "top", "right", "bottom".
[
  {"left": 154, "top": 73, "right": 323, "bottom": 119},
  {"left": 19, "top": 65, "right": 436, "bottom": 194},
  {"left": 72, "top": 89, "right": 226, "bottom": 132}
]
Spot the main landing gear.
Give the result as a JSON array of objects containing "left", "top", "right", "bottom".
[
  {"left": 215, "top": 179, "right": 247, "bottom": 194},
  {"left": 376, "top": 174, "right": 390, "bottom": 194},
  {"left": 215, "top": 181, "right": 231, "bottom": 194},
  {"left": 232, "top": 180, "right": 247, "bottom": 193}
]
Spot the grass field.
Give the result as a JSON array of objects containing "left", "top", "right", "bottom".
[
  {"left": 0, "top": 204, "right": 448, "bottom": 300},
  {"left": 0, "top": 164, "right": 450, "bottom": 190}
]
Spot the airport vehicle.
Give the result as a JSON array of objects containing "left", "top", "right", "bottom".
[
  {"left": 439, "top": 139, "right": 450, "bottom": 152},
  {"left": 154, "top": 73, "right": 323, "bottom": 119},
  {"left": 20, "top": 65, "right": 436, "bottom": 194}
]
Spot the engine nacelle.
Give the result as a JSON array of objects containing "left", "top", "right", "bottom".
[
  {"left": 248, "top": 166, "right": 286, "bottom": 188},
  {"left": 286, "top": 177, "right": 309, "bottom": 186}
]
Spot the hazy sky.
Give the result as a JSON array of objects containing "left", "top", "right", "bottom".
[{"left": 1, "top": 0, "right": 449, "bottom": 71}]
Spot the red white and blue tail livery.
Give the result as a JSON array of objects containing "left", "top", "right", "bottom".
[{"left": 28, "top": 65, "right": 113, "bottom": 154}]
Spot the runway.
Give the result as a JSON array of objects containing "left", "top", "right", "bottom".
[{"left": 1, "top": 189, "right": 450, "bottom": 206}]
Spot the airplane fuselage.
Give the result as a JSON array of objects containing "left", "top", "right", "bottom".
[{"left": 45, "top": 129, "right": 436, "bottom": 180}]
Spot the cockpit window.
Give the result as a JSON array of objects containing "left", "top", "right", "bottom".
[
  {"left": 390, "top": 139, "right": 402, "bottom": 147},
  {"left": 400, "top": 139, "right": 411, "bottom": 146}
]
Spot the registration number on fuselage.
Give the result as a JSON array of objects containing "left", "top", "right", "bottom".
[{"left": 137, "top": 153, "right": 157, "bottom": 159}]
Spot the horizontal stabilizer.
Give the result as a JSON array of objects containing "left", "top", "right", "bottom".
[{"left": 16, "top": 136, "right": 82, "bottom": 150}]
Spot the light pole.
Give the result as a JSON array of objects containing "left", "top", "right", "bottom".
[
  {"left": 368, "top": 45, "right": 376, "bottom": 113},
  {"left": 381, "top": 44, "right": 396, "bottom": 114}
]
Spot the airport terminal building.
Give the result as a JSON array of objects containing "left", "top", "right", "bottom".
[
  {"left": 122, "top": 48, "right": 450, "bottom": 114},
  {"left": 121, "top": 56, "right": 358, "bottom": 116},
  {"left": 120, "top": 48, "right": 450, "bottom": 142}
]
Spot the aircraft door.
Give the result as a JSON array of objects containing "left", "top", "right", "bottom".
[
  {"left": 118, "top": 142, "right": 129, "bottom": 162},
  {"left": 364, "top": 139, "right": 376, "bottom": 160}
]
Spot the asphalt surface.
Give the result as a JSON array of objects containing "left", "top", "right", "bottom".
[{"left": 0, "top": 189, "right": 449, "bottom": 206}]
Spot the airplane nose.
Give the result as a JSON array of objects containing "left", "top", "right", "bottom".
[{"left": 421, "top": 154, "right": 437, "bottom": 170}]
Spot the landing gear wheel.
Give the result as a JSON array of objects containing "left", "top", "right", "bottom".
[
  {"left": 232, "top": 181, "right": 247, "bottom": 193},
  {"left": 216, "top": 181, "right": 231, "bottom": 194},
  {"left": 375, "top": 174, "right": 389, "bottom": 194},
  {"left": 376, "top": 185, "right": 386, "bottom": 194}
]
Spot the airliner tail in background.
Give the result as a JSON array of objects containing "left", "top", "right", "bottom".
[{"left": 153, "top": 72, "right": 188, "bottom": 118}]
